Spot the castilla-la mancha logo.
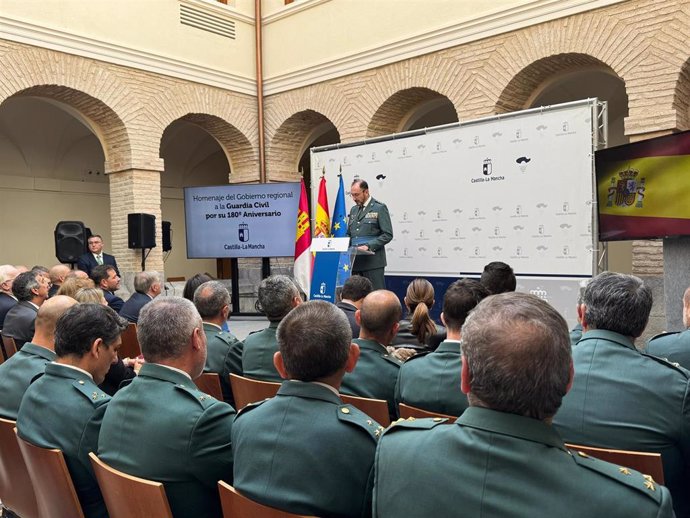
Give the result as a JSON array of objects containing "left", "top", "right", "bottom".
[{"left": 606, "top": 168, "right": 646, "bottom": 208}]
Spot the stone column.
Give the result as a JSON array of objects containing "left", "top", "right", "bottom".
[{"left": 107, "top": 167, "right": 164, "bottom": 294}]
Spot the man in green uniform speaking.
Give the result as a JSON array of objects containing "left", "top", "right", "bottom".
[
  {"left": 374, "top": 293, "right": 674, "bottom": 518},
  {"left": 347, "top": 179, "right": 393, "bottom": 290},
  {"left": 233, "top": 300, "right": 380, "bottom": 517}
]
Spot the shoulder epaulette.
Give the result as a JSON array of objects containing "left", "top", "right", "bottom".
[
  {"left": 570, "top": 449, "right": 663, "bottom": 504},
  {"left": 235, "top": 398, "right": 268, "bottom": 418},
  {"left": 174, "top": 382, "right": 218, "bottom": 408},
  {"left": 382, "top": 416, "right": 448, "bottom": 437},
  {"left": 640, "top": 352, "right": 689, "bottom": 375},
  {"left": 381, "top": 352, "right": 403, "bottom": 367},
  {"left": 336, "top": 404, "right": 383, "bottom": 440},
  {"left": 648, "top": 331, "right": 679, "bottom": 344},
  {"left": 72, "top": 379, "right": 109, "bottom": 406}
]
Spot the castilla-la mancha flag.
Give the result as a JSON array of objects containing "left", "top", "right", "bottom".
[
  {"left": 294, "top": 178, "right": 312, "bottom": 297},
  {"left": 314, "top": 176, "right": 330, "bottom": 238}
]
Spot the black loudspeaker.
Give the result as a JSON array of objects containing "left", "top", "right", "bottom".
[
  {"left": 54, "top": 221, "right": 86, "bottom": 263},
  {"left": 127, "top": 213, "right": 156, "bottom": 249},
  {"left": 162, "top": 221, "right": 172, "bottom": 252}
]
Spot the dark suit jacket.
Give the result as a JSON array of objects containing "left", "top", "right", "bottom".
[
  {"left": 103, "top": 290, "right": 124, "bottom": 313},
  {"left": 119, "top": 292, "right": 152, "bottom": 323},
  {"left": 336, "top": 300, "right": 360, "bottom": 338},
  {"left": 0, "top": 292, "right": 17, "bottom": 329},
  {"left": 2, "top": 300, "right": 38, "bottom": 348},
  {"left": 77, "top": 252, "right": 119, "bottom": 277}
]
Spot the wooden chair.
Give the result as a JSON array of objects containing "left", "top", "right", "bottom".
[
  {"left": 120, "top": 323, "right": 141, "bottom": 359},
  {"left": 340, "top": 394, "right": 391, "bottom": 426},
  {"left": 398, "top": 403, "right": 457, "bottom": 423},
  {"left": 1, "top": 334, "right": 17, "bottom": 361},
  {"left": 565, "top": 443, "right": 665, "bottom": 484},
  {"left": 0, "top": 419, "right": 38, "bottom": 518},
  {"left": 218, "top": 481, "right": 315, "bottom": 518},
  {"left": 89, "top": 452, "right": 173, "bottom": 518},
  {"left": 230, "top": 374, "right": 281, "bottom": 409},
  {"left": 15, "top": 431, "right": 85, "bottom": 518},
  {"left": 194, "top": 372, "right": 224, "bottom": 401}
]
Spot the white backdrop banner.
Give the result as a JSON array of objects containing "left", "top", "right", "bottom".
[{"left": 311, "top": 100, "right": 598, "bottom": 277}]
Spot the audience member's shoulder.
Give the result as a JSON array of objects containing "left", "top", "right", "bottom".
[
  {"left": 648, "top": 331, "right": 679, "bottom": 345},
  {"left": 71, "top": 379, "right": 110, "bottom": 408},
  {"left": 336, "top": 404, "right": 384, "bottom": 442},
  {"left": 174, "top": 381, "right": 233, "bottom": 412},
  {"left": 570, "top": 448, "right": 669, "bottom": 507},
  {"left": 381, "top": 416, "right": 449, "bottom": 439},
  {"left": 640, "top": 350, "right": 690, "bottom": 377}
]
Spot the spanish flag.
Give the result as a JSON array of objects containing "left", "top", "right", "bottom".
[
  {"left": 314, "top": 176, "right": 330, "bottom": 238},
  {"left": 294, "top": 179, "right": 312, "bottom": 297}
]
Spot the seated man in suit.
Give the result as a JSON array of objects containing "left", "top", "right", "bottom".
[
  {"left": 3, "top": 270, "right": 50, "bottom": 348},
  {"left": 395, "top": 279, "right": 489, "bottom": 417},
  {"left": 242, "top": 275, "right": 301, "bottom": 382},
  {"left": 233, "top": 300, "right": 380, "bottom": 518},
  {"left": 0, "top": 295, "right": 77, "bottom": 419},
  {"left": 119, "top": 270, "right": 162, "bottom": 323},
  {"left": 17, "top": 303, "right": 128, "bottom": 518},
  {"left": 0, "top": 264, "right": 19, "bottom": 329},
  {"left": 375, "top": 293, "right": 674, "bottom": 518},
  {"left": 554, "top": 272, "right": 690, "bottom": 518},
  {"left": 98, "top": 297, "right": 235, "bottom": 518},
  {"left": 341, "top": 289, "right": 403, "bottom": 420},
  {"left": 647, "top": 284, "right": 690, "bottom": 368},
  {"left": 48, "top": 264, "right": 71, "bottom": 298},
  {"left": 77, "top": 234, "right": 119, "bottom": 278},
  {"left": 336, "top": 275, "right": 373, "bottom": 339},
  {"left": 194, "top": 280, "right": 243, "bottom": 406},
  {"left": 91, "top": 264, "right": 124, "bottom": 313}
]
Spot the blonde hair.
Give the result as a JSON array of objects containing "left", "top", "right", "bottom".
[
  {"left": 406, "top": 278, "right": 436, "bottom": 345},
  {"left": 56, "top": 277, "right": 95, "bottom": 299},
  {"left": 75, "top": 287, "right": 107, "bottom": 305}
]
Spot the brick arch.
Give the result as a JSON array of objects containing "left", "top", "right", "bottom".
[
  {"left": 160, "top": 112, "right": 256, "bottom": 182},
  {"left": 495, "top": 54, "right": 623, "bottom": 114},
  {"left": 267, "top": 109, "right": 340, "bottom": 181},
  {"left": 146, "top": 84, "right": 257, "bottom": 182},
  {"left": 366, "top": 87, "right": 457, "bottom": 138},
  {"left": 0, "top": 46, "right": 134, "bottom": 171}
]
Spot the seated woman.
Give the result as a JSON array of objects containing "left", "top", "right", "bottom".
[{"left": 392, "top": 278, "right": 445, "bottom": 350}]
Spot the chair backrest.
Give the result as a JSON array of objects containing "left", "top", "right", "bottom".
[
  {"left": 0, "top": 419, "right": 38, "bottom": 518},
  {"left": 339, "top": 394, "right": 391, "bottom": 426},
  {"left": 15, "top": 431, "right": 85, "bottom": 518},
  {"left": 194, "top": 372, "right": 224, "bottom": 401},
  {"left": 1, "top": 334, "right": 17, "bottom": 361},
  {"left": 230, "top": 374, "right": 281, "bottom": 409},
  {"left": 565, "top": 443, "right": 665, "bottom": 484},
  {"left": 89, "top": 452, "right": 173, "bottom": 518},
  {"left": 166, "top": 276, "right": 186, "bottom": 283},
  {"left": 120, "top": 323, "right": 141, "bottom": 359},
  {"left": 398, "top": 403, "right": 457, "bottom": 423},
  {"left": 218, "top": 481, "right": 315, "bottom": 518}
]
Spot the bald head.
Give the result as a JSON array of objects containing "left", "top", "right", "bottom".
[
  {"left": 32, "top": 295, "right": 78, "bottom": 350},
  {"left": 49, "top": 264, "right": 71, "bottom": 286},
  {"left": 358, "top": 290, "right": 402, "bottom": 344},
  {"left": 67, "top": 270, "right": 89, "bottom": 280},
  {"left": 0, "top": 264, "right": 19, "bottom": 295}
]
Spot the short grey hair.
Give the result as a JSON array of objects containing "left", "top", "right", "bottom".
[
  {"left": 462, "top": 292, "right": 572, "bottom": 421},
  {"left": 134, "top": 271, "right": 161, "bottom": 294},
  {"left": 193, "top": 281, "right": 230, "bottom": 319},
  {"left": 137, "top": 297, "right": 201, "bottom": 362},
  {"left": 582, "top": 271, "right": 652, "bottom": 338},
  {"left": 257, "top": 275, "right": 299, "bottom": 321}
]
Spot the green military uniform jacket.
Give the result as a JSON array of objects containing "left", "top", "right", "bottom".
[
  {"left": 374, "top": 407, "right": 674, "bottom": 518},
  {"left": 647, "top": 328, "right": 690, "bottom": 370},
  {"left": 0, "top": 342, "right": 55, "bottom": 419},
  {"left": 241, "top": 321, "right": 282, "bottom": 382},
  {"left": 394, "top": 340, "right": 468, "bottom": 417},
  {"left": 17, "top": 362, "right": 109, "bottom": 518},
  {"left": 341, "top": 338, "right": 402, "bottom": 420},
  {"left": 203, "top": 322, "right": 243, "bottom": 406},
  {"left": 553, "top": 329, "right": 690, "bottom": 518},
  {"left": 233, "top": 381, "right": 381, "bottom": 518},
  {"left": 569, "top": 323, "right": 583, "bottom": 346},
  {"left": 98, "top": 363, "right": 235, "bottom": 518},
  {"left": 346, "top": 197, "right": 393, "bottom": 272}
]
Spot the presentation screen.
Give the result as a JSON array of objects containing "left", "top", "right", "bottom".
[
  {"left": 595, "top": 130, "right": 690, "bottom": 241},
  {"left": 184, "top": 183, "right": 300, "bottom": 258}
]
